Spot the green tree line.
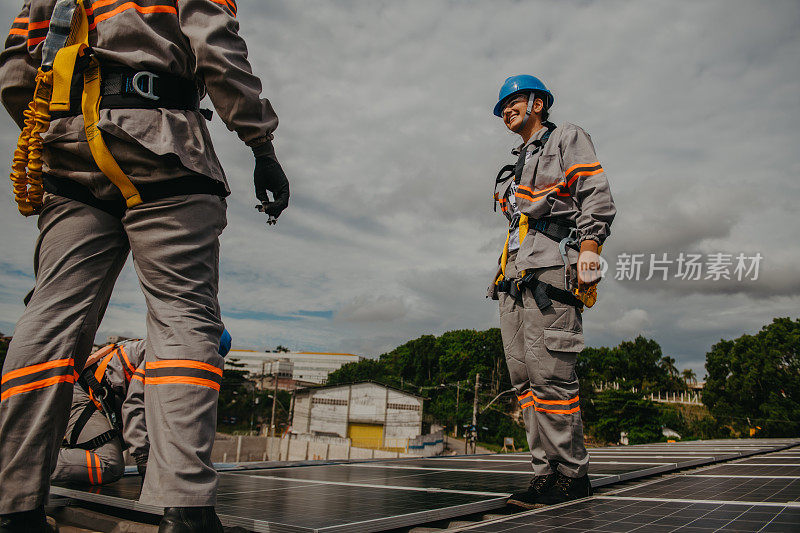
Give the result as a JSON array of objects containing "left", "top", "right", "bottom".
[{"left": 325, "top": 317, "right": 800, "bottom": 446}]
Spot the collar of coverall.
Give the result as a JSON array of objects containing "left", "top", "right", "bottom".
[{"left": 510, "top": 123, "right": 550, "bottom": 156}]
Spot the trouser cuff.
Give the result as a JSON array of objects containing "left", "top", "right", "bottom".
[{"left": 0, "top": 494, "right": 47, "bottom": 515}]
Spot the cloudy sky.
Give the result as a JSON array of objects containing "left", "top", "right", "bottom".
[{"left": 1, "top": 1, "right": 798, "bottom": 378}]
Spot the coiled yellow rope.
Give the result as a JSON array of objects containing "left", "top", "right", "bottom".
[{"left": 10, "top": 69, "right": 52, "bottom": 216}]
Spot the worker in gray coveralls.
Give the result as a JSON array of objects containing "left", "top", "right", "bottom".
[
  {"left": 52, "top": 331, "right": 232, "bottom": 486},
  {"left": 487, "top": 75, "right": 615, "bottom": 508},
  {"left": 0, "top": 1, "right": 288, "bottom": 531}
]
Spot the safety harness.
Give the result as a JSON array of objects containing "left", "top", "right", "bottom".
[
  {"left": 9, "top": 0, "right": 210, "bottom": 217},
  {"left": 493, "top": 122, "right": 599, "bottom": 310},
  {"left": 63, "top": 352, "right": 124, "bottom": 451}
]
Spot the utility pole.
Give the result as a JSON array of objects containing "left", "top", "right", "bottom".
[
  {"left": 472, "top": 373, "right": 479, "bottom": 426},
  {"left": 468, "top": 373, "right": 480, "bottom": 454},
  {"left": 454, "top": 381, "right": 460, "bottom": 437},
  {"left": 269, "top": 366, "right": 279, "bottom": 437}
]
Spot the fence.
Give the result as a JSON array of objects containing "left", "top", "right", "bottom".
[
  {"left": 649, "top": 391, "right": 702, "bottom": 405},
  {"left": 209, "top": 431, "right": 444, "bottom": 463}
]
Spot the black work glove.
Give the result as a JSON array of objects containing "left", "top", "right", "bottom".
[{"left": 253, "top": 156, "right": 290, "bottom": 225}]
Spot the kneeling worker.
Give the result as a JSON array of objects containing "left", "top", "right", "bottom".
[
  {"left": 52, "top": 331, "right": 232, "bottom": 486},
  {"left": 487, "top": 75, "right": 615, "bottom": 507}
]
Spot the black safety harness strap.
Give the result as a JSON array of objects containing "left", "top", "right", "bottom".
[
  {"left": 497, "top": 273, "right": 583, "bottom": 311},
  {"left": 62, "top": 366, "right": 123, "bottom": 450},
  {"left": 43, "top": 173, "right": 229, "bottom": 219},
  {"left": 493, "top": 121, "right": 557, "bottom": 212},
  {"left": 50, "top": 64, "right": 205, "bottom": 119}
]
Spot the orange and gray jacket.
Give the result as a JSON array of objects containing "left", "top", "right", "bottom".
[
  {"left": 1, "top": 0, "right": 278, "bottom": 199},
  {"left": 493, "top": 122, "right": 616, "bottom": 274},
  {"left": 87, "top": 339, "right": 149, "bottom": 460}
]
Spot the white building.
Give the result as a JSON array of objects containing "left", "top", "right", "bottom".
[
  {"left": 226, "top": 350, "right": 362, "bottom": 384},
  {"left": 292, "top": 382, "right": 423, "bottom": 450}
]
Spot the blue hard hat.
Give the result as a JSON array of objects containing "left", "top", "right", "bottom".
[
  {"left": 493, "top": 75, "right": 554, "bottom": 117},
  {"left": 219, "top": 328, "right": 232, "bottom": 357}
]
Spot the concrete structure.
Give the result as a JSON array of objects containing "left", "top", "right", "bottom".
[
  {"left": 292, "top": 382, "right": 423, "bottom": 450},
  {"left": 226, "top": 350, "right": 362, "bottom": 385}
]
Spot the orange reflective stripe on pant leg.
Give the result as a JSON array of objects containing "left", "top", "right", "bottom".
[
  {"left": 1, "top": 358, "right": 74, "bottom": 384},
  {"left": 86, "top": 450, "right": 94, "bottom": 484},
  {"left": 145, "top": 376, "right": 221, "bottom": 391},
  {"left": 146, "top": 360, "right": 223, "bottom": 376},
  {"left": 532, "top": 393, "right": 580, "bottom": 406},
  {"left": 95, "top": 453, "right": 102, "bottom": 484},
  {"left": 518, "top": 391, "right": 535, "bottom": 409},
  {"left": 535, "top": 405, "right": 581, "bottom": 415},
  {"left": 0, "top": 375, "right": 76, "bottom": 401}
]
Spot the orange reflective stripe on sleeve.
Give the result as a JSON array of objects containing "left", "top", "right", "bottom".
[
  {"left": 9, "top": 28, "right": 27, "bottom": 36},
  {"left": 145, "top": 375, "right": 221, "bottom": 391},
  {"left": 27, "top": 20, "right": 50, "bottom": 30},
  {"left": 95, "top": 453, "right": 102, "bottom": 484},
  {"left": 89, "top": 3, "right": 178, "bottom": 29},
  {"left": 209, "top": 0, "right": 237, "bottom": 16}
]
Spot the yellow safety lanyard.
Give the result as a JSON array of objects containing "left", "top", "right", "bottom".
[{"left": 9, "top": 0, "right": 142, "bottom": 216}]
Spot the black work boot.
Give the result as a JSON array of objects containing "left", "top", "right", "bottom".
[
  {"left": 0, "top": 507, "right": 59, "bottom": 533},
  {"left": 506, "top": 472, "right": 558, "bottom": 509},
  {"left": 537, "top": 471, "right": 592, "bottom": 505},
  {"left": 158, "top": 507, "right": 223, "bottom": 533}
]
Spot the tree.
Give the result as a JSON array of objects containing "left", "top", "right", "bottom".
[
  {"left": 703, "top": 318, "right": 800, "bottom": 437},
  {"left": 682, "top": 368, "right": 697, "bottom": 386},
  {"left": 591, "top": 390, "right": 662, "bottom": 445}
]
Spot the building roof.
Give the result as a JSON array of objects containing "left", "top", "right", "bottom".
[{"left": 294, "top": 380, "right": 424, "bottom": 399}]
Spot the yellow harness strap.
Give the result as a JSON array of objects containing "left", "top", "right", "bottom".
[
  {"left": 81, "top": 52, "right": 142, "bottom": 207},
  {"left": 9, "top": 0, "right": 142, "bottom": 216},
  {"left": 495, "top": 231, "right": 510, "bottom": 285},
  {"left": 55, "top": 2, "right": 142, "bottom": 207}
]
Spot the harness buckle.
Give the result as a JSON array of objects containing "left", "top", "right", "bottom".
[
  {"left": 559, "top": 227, "right": 579, "bottom": 291},
  {"left": 132, "top": 71, "right": 160, "bottom": 101}
]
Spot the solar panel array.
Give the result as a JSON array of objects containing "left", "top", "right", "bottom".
[
  {"left": 50, "top": 438, "right": 800, "bottom": 532},
  {"left": 458, "top": 444, "right": 800, "bottom": 532}
]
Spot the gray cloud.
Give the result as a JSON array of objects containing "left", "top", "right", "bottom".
[
  {"left": 335, "top": 295, "right": 408, "bottom": 323},
  {"left": 0, "top": 1, "right": 798, "bottom": 377}
]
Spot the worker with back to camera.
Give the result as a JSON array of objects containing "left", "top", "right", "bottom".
[
  {"left": 0, "top": 0, "right": 289, "bottom": 531},
  {"left": 487, "top": 75, "right": 616, "bottom": 507},
  {"left": 52, "top": 330, "right": 233, "bottom": 487}
]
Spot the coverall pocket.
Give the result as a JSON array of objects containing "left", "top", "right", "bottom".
[
  {"left": 543, "top": 328, "right": 585, "bottom": 353},
  {"left": 531, "top": 153, "right": 561, "bottom": 188},
  {"left": 541, "top": 328, "right": 583, "bottom": 382}
]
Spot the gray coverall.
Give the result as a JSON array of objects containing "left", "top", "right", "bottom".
[
  {"left": 0, "top": 0, "right": 277, "bottom": 512},
  {"left": 51, "top": 340, "right": 148, "bottom": 485},
  {"left": 489, "top": 123, "right": 616, "bottom": 479}
]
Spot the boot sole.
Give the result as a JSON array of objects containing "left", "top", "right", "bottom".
[{"left": 506, "top": 498, "right": 547, "bottom": 510}]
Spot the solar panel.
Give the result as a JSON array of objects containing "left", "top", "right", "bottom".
[
  {"left": 456, "top": 446, "right": 800, "bottom": 533},
  {"left": 459, "top": 499, "right": 800, "bottom": 532},
  {"left": 50, "top": 439, "right": 800, "bottom": 532}
]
